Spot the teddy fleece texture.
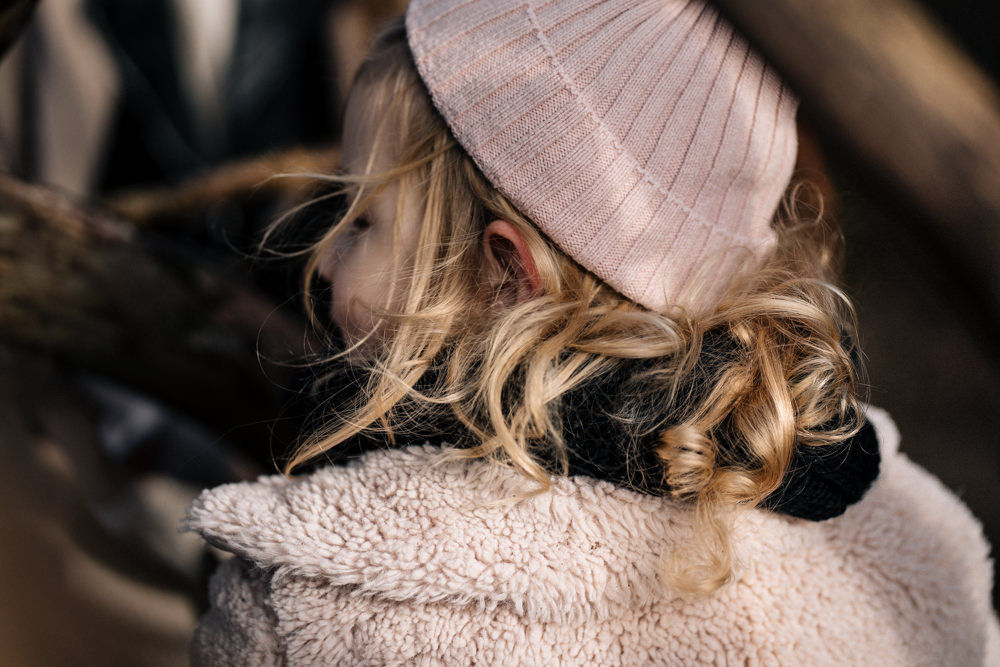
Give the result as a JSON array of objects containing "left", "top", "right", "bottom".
[{"left": 186, "top": 407, "right": 1000, "bottom": 665}]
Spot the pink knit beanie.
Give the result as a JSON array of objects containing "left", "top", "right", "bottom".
[{"left": 405, "top": 0, "right": 798, "bottom": 313}]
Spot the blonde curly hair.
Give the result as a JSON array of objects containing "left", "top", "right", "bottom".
[{"left": 279, "top": 20, "right": 864, "bottom": 594}]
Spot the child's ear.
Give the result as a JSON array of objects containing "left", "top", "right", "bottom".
[{"left": 482, "top": 220, "right": 543, "bottom": 304}]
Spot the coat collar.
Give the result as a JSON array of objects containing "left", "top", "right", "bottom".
[
  {"left": 188, "top": 445, "right": 680, "bottom": 623},
  {"left": 185, "top": 407, "right": 898, "bottom": 623}
]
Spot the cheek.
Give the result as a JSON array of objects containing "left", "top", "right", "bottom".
[
  {"left": 330, "top": 275, "right": 379, "bottom": 348},
  {"left": 327, "top": 258, "right": 371, "bottom": 348},
  {"left": 324, "top": 239, "right": 396, "bottom": 352}
]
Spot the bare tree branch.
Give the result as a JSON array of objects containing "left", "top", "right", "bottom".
[
  {"left": 0, "top": 172, "right": 309, "bottom": 458},
  {"left": 105, "top": 146, "right": 340, "bottom": 227}
]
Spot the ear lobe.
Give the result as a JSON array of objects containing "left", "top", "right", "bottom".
[{"left": 482, "top": 219, "right": 543, "bottom": 304}]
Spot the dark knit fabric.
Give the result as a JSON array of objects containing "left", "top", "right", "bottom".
[
  {"left": 548, "top": 358, "right": 881, "bottom": 521},
  {"left": 760, "top": 419, "right": 880, "bottom": 520},
  {"left": 307, "top": 345, "right": 881, "bottom": 522}
]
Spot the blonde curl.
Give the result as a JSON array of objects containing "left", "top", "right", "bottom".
[{"left": 274, "top": 20, "right": 864, "bottom": 595}]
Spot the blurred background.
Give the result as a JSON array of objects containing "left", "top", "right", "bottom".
[{"left": 0, "top": 0, "right": 997, "bottom": 664}]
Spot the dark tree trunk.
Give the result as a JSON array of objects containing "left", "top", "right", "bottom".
[{"left": 714, "top": 0, "right": 1000, "bottom": 323}]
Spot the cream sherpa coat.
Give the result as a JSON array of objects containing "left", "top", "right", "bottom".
[{"left": 187, "top": 407, "right": 1000, "bottom": 665}]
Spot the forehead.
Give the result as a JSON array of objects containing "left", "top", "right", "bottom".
[
  {"left": 341, "top": 80, "right": 397, "bottom": 177},
  {"left": 338, "top": 79, "right": 423, "bottom": 240}
]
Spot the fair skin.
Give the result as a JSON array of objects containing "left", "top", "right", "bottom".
[
  {"left": 317, "top": 81, "right": 422, "bottom": 353},
  {"left": 318, "top": 82, "right": 542, "bottom": 353}
]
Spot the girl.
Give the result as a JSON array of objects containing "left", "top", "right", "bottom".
[{"left": 187, "top": 0, "right": 1000, "bottom": 664}]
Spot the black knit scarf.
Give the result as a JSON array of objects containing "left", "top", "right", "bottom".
[{"left": 308, "top": 347, "right": 881, "bottom": 522}]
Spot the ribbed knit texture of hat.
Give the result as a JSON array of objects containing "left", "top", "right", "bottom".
[{"left": 406, "top": 0, "right": 799, "bottom": 313}]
